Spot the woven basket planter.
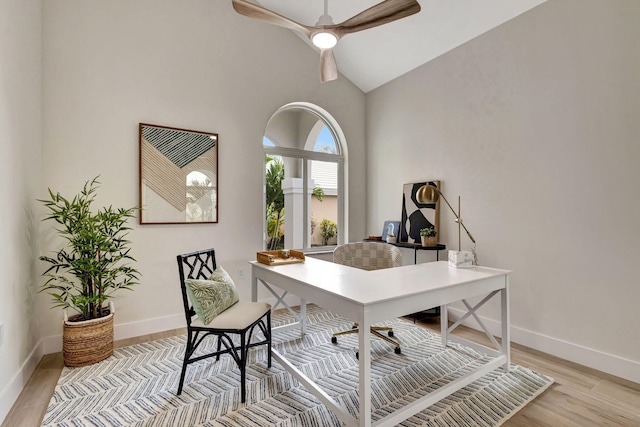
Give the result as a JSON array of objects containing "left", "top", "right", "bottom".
[
  {"left": 421, "top": 235, "right": 437, "bottom": 247},
  {"left": 63, "top": 305, "right": 114, "bottom": 367}
]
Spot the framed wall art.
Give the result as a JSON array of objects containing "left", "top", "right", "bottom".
[
  {"left": 400, "top": 180, "right": 440, "bottom": 244},
  {"left": 139, "top": 123, "right": 218, "bottom": 224}
]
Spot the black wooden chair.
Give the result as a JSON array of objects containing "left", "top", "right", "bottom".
[{"left": 176, "top": 248, "right": 271, "bottom": 403}]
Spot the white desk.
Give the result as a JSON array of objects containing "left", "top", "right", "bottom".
[{"left": 251, "top": 258, "right": 511, "bottom": 427}]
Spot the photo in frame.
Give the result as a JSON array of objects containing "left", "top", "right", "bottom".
[
  {"left": 400, "top": 180, "right": 440, "bottom": 244},
  {"left": 381, "top": 220, "right": 401, "bottom": 241},
  {"left": 139, "top": 123, "right": 218, "bottom": 224}
]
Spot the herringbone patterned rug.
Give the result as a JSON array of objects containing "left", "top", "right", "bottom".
[{"left": 42, "top": 306, "right": 552, "bottom": 426}]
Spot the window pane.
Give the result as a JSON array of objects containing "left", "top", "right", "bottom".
[
  {"left": 263, "top": 136, "right": 275, "bottom": 147},
  {"left": 265, "top": 155, "right": 307, "bottom": 250},
  {"left": 265, "top": 155, "right": 285, "bottom": 250},
  {"left": 281, "top": 156, "right": 305, "bottom": 250},
  {"left": 311, "top": 160, "right": 338, "bottom": 248},
  {"left": 313, "top": 126, "right": 337, "bottom": 154}
]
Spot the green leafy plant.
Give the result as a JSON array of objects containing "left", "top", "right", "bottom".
[
  {"left": 312, "top": 186, "right": 324, "bottom": 201},
  {"left": 266, "top": 205, "right": 285, "bottom": 250},
  {"left": 420, "top": 227, "right": 437, "bottom": 237},
  {"left": 320, "top": 218, "right": 338, "bottom": 246},
  {"left": 38, "top": 176, "right": 140, "bottom": 321}
]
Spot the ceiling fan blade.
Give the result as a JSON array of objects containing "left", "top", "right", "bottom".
[
  {"left": 320, "top": 49, "right": 338, "bottom": 83},
  {"left": 232, "top": 0, "right": 312, "bottom": 37},
  {"left": 331, "top": 0, "right": 421, "bottom": 37}
]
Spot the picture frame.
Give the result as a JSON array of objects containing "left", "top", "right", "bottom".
[
  {"left": 400, "top": 180, "right": 440, "bottom": 244},
  {"left": 139, "top": 123, "right": 218, "bottom": 224},
  {"left": 381, "top": 220, "right": 401, "bottom": 241}
]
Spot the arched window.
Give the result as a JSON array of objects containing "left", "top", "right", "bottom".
[{"left": 263, "top": 103, "right": 347, "bottom": 252}]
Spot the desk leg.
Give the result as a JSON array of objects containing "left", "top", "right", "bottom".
[
  {"left": 300, "top": 299, "right": 307, "bottom": 335},
  {"left": 251, "top": 274, "right": 257, "bottom": 302},
  {"left": 358, "top": 312, "right": 372, "bottom": 427},
  {"left": 501, "top": 277, "right": 511, "bottom": 372},
  {"left": 440, "top": 304, "right": 448, "bottom": 347}
]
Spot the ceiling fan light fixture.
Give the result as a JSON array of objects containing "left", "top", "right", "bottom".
[
  {"left": 312, "top": 32, "right": 338, "bottom": 49},
  {"left": 231, "top": 0, "right": 422, "bottom": 83}
]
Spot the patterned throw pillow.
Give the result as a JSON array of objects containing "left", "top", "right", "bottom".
[{"left": 184, "top": 266, "right": 239, "bottom": 325}]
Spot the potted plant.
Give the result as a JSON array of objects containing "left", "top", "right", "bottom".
[
  {"left": 420, "top": 227, "right": 437, "bottom": 247},
  {"left": 39, "top": 176, "right": 140, "bottom": 367},
  {"left": 320, "top": 218, "right": 338, "bottom": 246}
]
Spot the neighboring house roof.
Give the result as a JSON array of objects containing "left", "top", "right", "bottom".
[{"left": 311, "top": 161, "right": 337, "bottom": 194}]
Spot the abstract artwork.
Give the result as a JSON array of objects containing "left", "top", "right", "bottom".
[
  {"left": 139, "top": 123, "right": 218, "bottom": 224},
  {"left": 400, "top": 181, "right": 440, "bottom": 244}
]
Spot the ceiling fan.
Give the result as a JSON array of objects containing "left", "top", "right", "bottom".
[{"left": 232, "top": 0, "right": 421, "bottom": 83}]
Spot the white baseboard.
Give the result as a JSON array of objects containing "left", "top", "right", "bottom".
[
  {"left": 41, "top": 312, "right": 187, "bottom": 355},
  {"left": 0, "top": 342, "right": 43, "bottom": 425},
  {"left": 446, "top": 306, "right": 640, "bottom": 384},
  {"left": 40, "top": 294, "right": 302, "bottom": 355}
]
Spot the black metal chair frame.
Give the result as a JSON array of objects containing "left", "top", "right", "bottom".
[{"left": 176, "top": 248, "right": 271, "bottom": 402}]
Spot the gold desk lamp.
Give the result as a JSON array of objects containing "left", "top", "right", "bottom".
[{"left": 416, "top": 183, "right": 477, "bottom": 267}]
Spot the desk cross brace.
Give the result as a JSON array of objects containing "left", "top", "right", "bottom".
[
  {"left": 258, "top": 278, "right": 307, "bottom": 335},
  {"left": 446, "top": 290, "right": 502, "bottom": 353}
]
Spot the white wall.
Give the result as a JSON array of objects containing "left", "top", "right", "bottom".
[
  {"left": 366, "top": 0, "right": 640, "bottom": 382},
  {"left": 7, "top": 1, "right": 637, "bottom": 422},
  {"left": 0, "top": 0, "right": 43, "bottom": 421},
  {"left": 39, "top": 0, "right": 366, "bottom": 350}
]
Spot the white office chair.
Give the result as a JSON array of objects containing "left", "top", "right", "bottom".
[{"left": 330, "top": 241, "right": 402, "bottom": 355}]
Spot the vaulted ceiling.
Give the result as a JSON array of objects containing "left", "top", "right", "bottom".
[{"left": 255, "top": 0, "right": 547, "bottom": 92}]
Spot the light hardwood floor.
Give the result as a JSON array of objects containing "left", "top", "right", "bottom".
[{"left": 3, "top": 317, "right": 640, "bottom": 427}]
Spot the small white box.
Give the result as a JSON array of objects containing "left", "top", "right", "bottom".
[{"left": 448, "top": 250, "right": 473, "bottom": 268}]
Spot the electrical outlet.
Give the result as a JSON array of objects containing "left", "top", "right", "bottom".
[
  {"left": 238, "top": 268, "right": 245, "bottom": 279},
  {"left": 0, "top": 323, "right": 4, "bottom": 346}
]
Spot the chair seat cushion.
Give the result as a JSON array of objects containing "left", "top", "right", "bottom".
[
  {"left": 184, "top": 266, "right": 239, "bottom": 324},
  {"left": 191, "top": 302, "right": 271, "bottom": 330}
]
